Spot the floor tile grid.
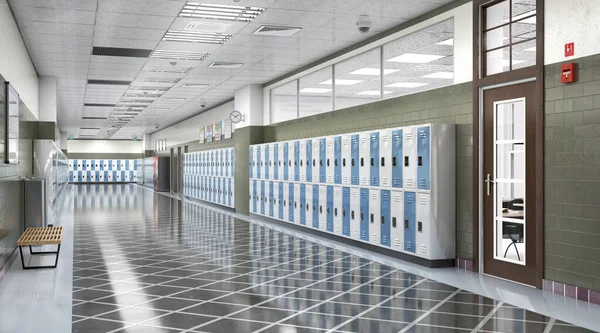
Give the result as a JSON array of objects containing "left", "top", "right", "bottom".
[
  {"left": 543, "top": 318, "right": 556, "bottom": 333},
  {"left": 467, "top": 301, "right": 506, "bottom": 333},
  {"left": 395, "top": 289, "right": 464, "bottom": 333}
]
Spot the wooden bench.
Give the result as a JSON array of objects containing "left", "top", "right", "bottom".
[{"left": 17, "top": 227, "right": 63, "bottom": 270}]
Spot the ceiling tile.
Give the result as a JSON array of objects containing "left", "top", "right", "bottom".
[
  {"left": 95, "top": 12, "right": 175, "bottom": 29},
  {"left": 12, "top": 6, "right": 96, "bottom": 24},
  {"left": 98, "top": 0, "right": 186, "bottom": 17}
]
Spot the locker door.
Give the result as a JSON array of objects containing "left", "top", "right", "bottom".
[
  {"left": 350, "top": 188, "right": 360, "bottom": 239},
  {"left": 249, "top": 146, "right": 254, "bottom": 179},
  {"left": 359, "top": 189, "right": 369, "bottom": 241},
  {"left": 359, "top": 132, "right": 371, "bottom": 186},
  {"left": 256, "top": 146, "right": 262, "bottom": 179},
  {"left": 368, "top": 133, "right": 379, "bottom": 187},
  {"left": 326, "top": 137, "right": 334, "bottom": 184},
  {"left": 312, "top": 138, "right": 320, "bottom": 183},
  {"left": 342, "top": 187, "right": 351, "bottom": 237},
  {"left": 369, "top": 190, "right": 380, "bottom": 245},
  {"left": 392, "top": 129, "right": 403, "bottom": 188},
  {"left": 319, "top": 138, "right": 326, "bottom": 183},
  {"left": 72, "top": 160, "right": 77, "bottom": 171},
  {"left": 416, "top": 193, "right": 430, "bottom": 258},
  {"left": 268, "top": 144, "right": 275, "bottom": 180},
  {"left": 223, "top": 151, "right": 228, "bottom": 177},
  {"left": 265, "top": 181, "right": 271, "bottom": 217},
  {"left": 282, "top": 182, "right": 289, "bottom": 221},
  {"left": 289, "top": 183, "right": 296, "bottom": 223},
  {"left": 283, "top": 142, "right": 289, "bottom": 181},
  {"left": 252, "top": 180, "right": 257, "bottom": 213},
  {"left": 334, "top": 187, "right": 343, "bottom": 234},
  {"left": 273, "top": 182, "right": 280, "bottom": 219},
  {"left": 230, "top": 148, "right": 235, "bottom": 176},
  {"left": 306, "top": 140, "right": 313, "bottom": 182},
  {"left": 69, "top": 171, "right": 73, "bottom": 182},
  {"left": 229, "top": 178, "right": 233, "bottom": 207},
  {"left": 260, "top": 181, "right": 266, "bottom": 214},
  {"left": 294, "top": 141, "right": 300, "bottom": 182},
  {"left": 278, "top": 143, "right": 285, "bottom": 180},
  {"left": 380, "top": 129, "right": 392, "bottom": 187},
  {"left": 404, "top": 191, "right": 416, "bottom": 253},
  {"left": 264, "top": 144, "right": 270, "bottom": 180},
  {"left": 380, "top": 190, "right": 391, "bottom": 247},
  {"left": 305, "top": 184, "right": 313, "bottom": 227},
  {"left": 125, "top": 160, "right": 130, "bottom": 171},
  {"left": 341, "top": 135, "right": 351, "bottom": 185},
  {"left": 403, "top": 127, "right": 417, "bottom": 189},
  {"left": 319, "top": 185, "right": 327, "bottom": 230},
  {"left": 312, "top": 185, "right": 319, "bottom": 229},
  {"left": 268, "top": 181, "right": 274, "bottom": 217},
  {"left": 300, "top": 184, "right": 306, "bottom": 225},
  {"left": 217, "top": 177, "right": 221, "bottom": 203},
  {"left": 90, "top": 160, "right": 95, "bottom": 171},
  {"left": 273, "top": 143, "right": 279, "bottom": 180},
  {"left": 326, "top": 186, "right": 334, "bottom": 232},
  {"left": 417, "top": 126, "right": 431, "bottom": 190},
  {"left": 334, "top": 136, "right": 342, "bottom": 185},
  {"left": 299, "top": 140, "right": 306, "bottom": 182},
  {"left": 294, "top": 183, "right": 300, "bottom": 224},
  {"left": 351, "top": 134, "right": 360, "bottom": 185},
  {"left": 278, "top": 182, "right": 284, "bottom": 220}
]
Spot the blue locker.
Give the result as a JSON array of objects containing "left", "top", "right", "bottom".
[
  {"left": 252, "top": 180, "right": 257, "bottom": 213},
  {"left": 288, "top": 183, "right": 294, "bottom": 222},
  {"left": 94, "top": 171, "right": 99, "bottom": 182},
  {"left": 231, "top": 149, "right": 235, "bottom": 176},
  {"left": 126, "top": 160, "right": 130, "bottom": 171},
  {"left": 85, "top": 171, "right": 90, "bottom": 182},
  {"left": 283, "top": 142, "right": 289, "bottom": 181},
  {"left": 360, "top": 188, "right": 369, "bottom": 241},
  {"left": 104, "top": 171, "right": 108, "bottom": 183},
  {"left": 342, "top": 187, "right": 350, "bottom": 236},
  {"left": 81, "top": 160, "right": 87, "bottom": 170},
  {"left": 278, "top": 182, "right": 284, "bottom": 220},
  {"left": 269, "top": 182, "right": 274, "bottom": 217},
  {"left": 108, "top": 160, "right": 112, "bottom": 171},
  {"left": 121, "top": 171, "right": 125, "bottom": 182},
  {"left": 381, "top": 190, "right": 391, "bottom": 247},
  {"left": 116, "top": 160, "right": 121, "bottom": 171},
  {"left": 98, "top": 160, "right": 103, "bottom": 170},
  {"left": 260, "top": 181, "right": 266, "bottom": 215},
  {"left": 306, "top": 140, "right": 312, "bottom": 182},
  {"left": 404, "top": 192, "right": 416, "bottom": 253},
  {"left": 91, "top": 160, "right": 95, "bottom": 170},
  {"left": 312, "top": 185, "right": 319, "bottom": 229},
  {"left": 300, "top": 184, "right": 306, "bottom": 225},
  {"left": 294, "top": 141, "right": 300, "bottom": 181},
  {"left": 228, "top": 178, "right": 232, "bottom": 207},
  {"left": 392, "top": 129, "right": 403, "bottom": 188},
  {"left": 218, "top": 178, "right": 222, "bottom": 204},
  {"left": 351, "top": 134, "right": 359, "bottom": 185},
  {"left": 370, "top": 132, "right": 380, "bottom": 186},
  {"left": 73, "top": 159, "right": 78, "bottom": 171},
  {"left": 77, "top": 171, "right": 82, "bottom": 182},
  {"left": 334, "top": 136, "right": 342, "bottom": 184},
  {"left": 69, "top": 171, "right": 73, "bottom": 182},
  {"left": 265, "top": 144, "right": 270, "bottom": 179},
  {"left": 319, "top": 138, "right": 326, "bottom": 183},
  {"left": 256, "top": 146, "right": 261, "bottom": 179},
  {"left": 249, "top": 146, "right": 254, "bottom": 179},
  {"left": 134, "top": 160, "right": 138, "bottom": 171},
  {"left": 273, "top": 143, "right": 279, "bottom": 180},
  {"left": 417, "top": 126, "right": 431, "bottom": 190},
  {"left": 326, "top": 186, "right": 334, "bottom": 232},
  {"left": 130, "top": 171, "right": 134, "bottom": 182}
]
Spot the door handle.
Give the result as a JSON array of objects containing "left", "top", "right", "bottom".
[{"left": 485, "top": 173, "right": 495, "bottom": 196}]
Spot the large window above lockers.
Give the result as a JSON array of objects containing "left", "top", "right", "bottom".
[{"left": 270, "top": 18, "right": 455, "bottom": 123}]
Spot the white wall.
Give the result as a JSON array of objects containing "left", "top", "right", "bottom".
[
  {"left": 545, "top": 0, "right": 600, "bottom": 64},
  {"left": 68, "top": 140, "right": 143, "bottom": 154},
  {"left": 0, "top": 0, "right": 38, "bottom": 119},
  {"left": 151, "top": 101, "right": 234, "bottom": 148},
  {"left": 39, "top": 76, "right": 57, "bottom": 122},
  {"left": 234, "top": 85, "right": 263, "bottom": 127}
]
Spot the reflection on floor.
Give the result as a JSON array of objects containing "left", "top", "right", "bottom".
[{"left": 71, "top": 184, "right": 596, "bottom": 333}]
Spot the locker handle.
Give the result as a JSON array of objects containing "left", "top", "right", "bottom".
[
  {"left": 381, "top": 157, "right": 385, "bottom": 167},
  {"left": 360, "top": 158, "right": 364, "bottom": 167},
  {"left": 343, "top": 158, "right": 346, "bottom": 167},
  {"left": 313, "top": 159, "right": 316, "bottom": 167},
  {"left": 327, "top": 207, "right": 330, "bottom": 215},
  {"left": 313, "top": 204, "right": 316, "bottom": 211},
  {"left": 342, "top": 209, "right": 345, "bottom": 217},
  {"left": 418, "top": 221, "right": 423, "bottom": 232},
  {"left": 289, "top": 161, "right": 292, "bottom": 166},
  {"left": 320, "top": 159, "right": 323, "bottom": 167},
  {"left": 351, "top": 158, "right": 355, "bottom": 167},
  {"left": 418, "top": 156, "right": 423, "bottom": 166},
  {"left": 360, "top": 212, "right": 364, "bottom": 221},
  {"left": 370, "top": 214, "right": 374, "bottom": 223},
  {"left": 370, "top": 158, "right": 374, "bottom": 166},
  {"left": 335, "top": 159, "right": 338, "bottom": 167},
  {"left": 381, "top": 216, "right": 385, "bottom": 225},
  {"left": 392, "top": 157, "right": 397, "bottom": 167},
  {"left": 404, "top": 156, "right": 409, "bottom": 167},
  {"left": 351, "top": 211, "right": 355, "bottom": 219},
  {"left": 300, "top": 160, "right": 303, "bottom": 167},
  {"left": 320, "top": 206, "right": 323, "bottom": 213},
  {"left": 294, "top": 202, "right": 297, "bottom": 208},
  {"left": 404, "top": 219, "right": 409, "bottom": 229},
  {"left": 306, "top": 204, "right": 310, "bottom": 211},
  {"left": 392, "top": 217, "right": 397, "bottom": 228},
  {"left": 327, "top": 159, "right": 330, "bottom": 167}
]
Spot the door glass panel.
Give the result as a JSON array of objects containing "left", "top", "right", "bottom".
[
  {"left": 485, "top": 25, "right": 510, "bottom": 51},
  {"left": 485, "top": 0, "right": 509, "bottom": 30},
  {"left": 494, "top": 99, "right": 526, "bottom": 265},
  {"left": 486, "top": 47, "right": 510, "bottom": 75},
  {"left": 512, "top": 39, "right": 536, "bottom": 70}
]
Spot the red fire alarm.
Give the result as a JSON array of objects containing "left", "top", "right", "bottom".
[
  {"left": 561, "top": 63, "right": 576, "bottom": 84},
  {"left": 565, "top": 42, "right": 575, "bottom": 57}
]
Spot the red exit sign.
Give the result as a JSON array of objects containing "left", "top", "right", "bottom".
[{"left": 565, "top": 42, "right": 575, "bottom": 57}]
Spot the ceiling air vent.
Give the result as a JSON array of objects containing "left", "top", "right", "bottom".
[
  {"left": 253, "top": 25, "right": 302, "bottom": 37},
  {"left": 208, "top": 62, "right": 243, "bottom": 69},
  {"left": 92, "top": 47, "right": 153, "bottom": 58},
  {"left": 87, "top": 79, "right": 131, "bottom": 86},
  {"left": 83, "top": 103, "right": 117, "bottom": 107}
]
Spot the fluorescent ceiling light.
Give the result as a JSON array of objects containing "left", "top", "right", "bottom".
[
  {"left": 163, "top": 98, "right": 186, "bottom": 101},
  {"left": 163, "top": 30, "right": 232, "bottom": 44},
  {"left": 356, "top": 90, "right": 393, "bottom": 96},
  {"left": 386, "top": 53, "right": 446, "bottom": 63},
  {"left": 182, "top": 83, "right": 210, "bottom": 88},
  {"left": 319, "top": 79, "right": 363, "bottom": 86},
  {"left": 436, "top": 38, "right": 454, "bottom": 46},
  {"left": 386, "top": 82, "right": 429, "bottom": 88},
  {"left": 151, "top": 50, "right": 210, "bottom": 61},
  {"left": 524, "top": 46, "right": 536, "bottom": 52},
  {"left": 421, "top": 72, "right": 454, "bottom": 79},
  {"left": 142, "top": 65, "right": 193, "bottom": 74},
  {"left": 208, "top": 62, "right": 243, "bottom": 69},
  {"left": 300, "top": 88, "right": 331, "bottom": 94},
  {"left": 349, "top": 68, "right": 399, "bottom": 76},
  {"left": 180, "top": 2, "right": 265, "bottom": 22},
  {"left": 151, "top": 108, "right": 170, "bottom": 111}
]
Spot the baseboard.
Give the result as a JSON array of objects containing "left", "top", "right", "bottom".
[
  {"left": 184, "top": 196, "right": 235, "bottom": 213},
  {"left": 0, "top": 249, "right": 18, "bottom": 284}
]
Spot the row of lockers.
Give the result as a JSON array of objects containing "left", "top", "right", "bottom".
[
  {"left": 249, "top": 124, "right": 452, "bottom": 190},
  {"left": 69, "top": 170, "right": 138, "bottom": 183},
  {"left": 184, "top": 176, "right": 235, "bottom": 208},
  {"left": 69, "top": 159, "right": 138, "bottom": 172},
  {"left": 184, "top": 148, "right": 235, "bottom": 177},
  {"left": 250, "top": 181, "right": 455, "bottom": 260}
]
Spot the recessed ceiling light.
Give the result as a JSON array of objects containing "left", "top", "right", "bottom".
[
  {"left": 349, "top": 68, "right": 400, "bottom": 76},
  {"left": 524, "top": 46, "right": 536, "bottom": 52},
  {"left": 356, "top": 90, "right": 393, "bottom": 96},
  {"left": 163, "top": 30, "right": 232, "bottom": 44},
  {"left": 182, "top": 83, "right": 210, "bottom": 88},
  {"left": 436, "top": 38, "right": 454, "bottom": 46},
  {"left": 300, "top": 88, "right": 331, "bottom": 94},
  {"left": 151, "top": 108, "right": 170, "bottom": 111},
  {"left": 421, "top": 72, "right": 454, "bottom": 79},
  {"left": 151, "top": 50, "right": 210, "bottom": 61},
  {"left": 319, "top": 79, "right": 363, "bottom": 86},
  {"left": 385, "top": 82, "right": 430, "bottom": 88},
  {"left": 180, "top": 2, "right": 265, "bottom": 22},
  {"left": 163, "top": 98, "right": 186, "bottom": 101},
  {"left": 386, "top": 53, "right": 445, "bottom": 63},
  {"left": 208, "top": 62, "right": 243, "bottom": 69},
  {"left": 142, "top": 65, "right": 193, "bottom": 73}
]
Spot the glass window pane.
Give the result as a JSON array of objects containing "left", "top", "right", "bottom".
[
  {"left": 512, "top": 0, "right": 536, "bottom": 19},
  {"left": 496, "top": 219, "right": 525, "bottom": 263},
  {"left": 299, "top": 66, "right": 333, "bottom": 118},
  {"left": 383, "top": 19, "right": 454, "bottom": 100},
  {"left": 485, "top": 25, "right": 510, "bottom": 50},
  {"left": 512, "top": 39, "right": 536, "bottom": 70},
  {"left": 485, "top": 0, "right": 509, "bottom": 30},
  {"left": 272, "top": 81, "right": 297, "bottom": 123},
  {"left": 486, "top": 47, "right": 510, "bottom": 75},
  {"left": 334, "top": 48, "right": 381, "bottom": 110},
  {"left": 511, "top": 20, "right": 536, "bottom": 43},
  {"left": 496, "top": 99, "right": 525, "bottom": 142}
]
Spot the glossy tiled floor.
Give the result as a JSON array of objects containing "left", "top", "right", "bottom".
[{"left": 71, "top": 184, "right": 596, "bottom": 333}]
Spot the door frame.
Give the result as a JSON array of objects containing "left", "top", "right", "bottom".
[{"left": 472, "top": 0, "right": 545, "bottom": 288}]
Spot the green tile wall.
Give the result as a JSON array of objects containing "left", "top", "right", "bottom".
[
  {"left": 264, "top": 83, "right": 474, "bottom": 260},
  {"left": 544, "top": 55, "right": 600, "bottom": 290}
]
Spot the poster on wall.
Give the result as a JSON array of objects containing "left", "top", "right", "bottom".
[
  {"left": 199, "top": 127, "right": 205, "bottom": 144},
  {"left": 205, "top": 124, "right": 213, "bottom": 143},
  {"left": 223, "top": 119, "right": 232, "bottom": 139},
  {"left": 214, "top": 121, "right": 222, "bottom": 141}
]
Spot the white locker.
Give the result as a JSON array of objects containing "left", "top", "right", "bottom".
[
  {"left": 326, "top": 136, "right": 335, "bottom": 184},
  {"left": 334, "top": 187, "right": 343, "bottom": 235},
  {"left": 403, "top": 126, "right": 417, "bottom": 189},
  {"left": 282, "top": 183, "right": 289, "bottom": 221},
  {"left": 350, "top": 188, "right": 360, "bottom": 240},
  {"left": 380, "top": 129, "right": 392, "bottom": 187},
  {"left": 269, "top": 144, "right": 276, "bottom": 180},
  {"left": 319, "top": 185, "right": 327, "bottom": 231},
  {"left": 213, "top": 151, "right": 219, "bottom": 177},
  {"left": 224, "top": 150, "right": 230, "bottom": 177},
  {"left": 341, "top": 135, "right": 351, "bottom": 185},
  {"left": 416, "top": 193, "right": 430, "bottom": 259},
  {"left": 278, "top": 143, "right": 285, "bottom": 180},
  {"left": 257, "top": 180, "right": 263, "bottom": 215},
  {"left": 289, "top": 142, "right": 296, "bottom": 182},
  {"left": 265, "top": 180, "right": 271, "bottom": 217},
  {"left": 260, "top": 144, "right": 267, "bottom": 180},
  {"left": 359, "top": 132, "right": 370, "bottom": 186},
  {"left": 305, "top": 184, "right": 313, "bottom": 228},
  {"left": 273, "top": 182, "right": 280, "bottom": 219},
  {"left": 299, "top": 140, "right": 307, "bottom": 182},
  {"left": 312, "top": 138, "right": 320, "bottom": 183},
  {"left": 294, "top": 183, "right": 301, "bottom": 224},
  {"left": 369, "top": 190, "right": 380, "bottom": 245},
  {"left": 391, "top": 190, "right": 404, "bottom": 252}
]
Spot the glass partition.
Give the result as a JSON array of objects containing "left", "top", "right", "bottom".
[
  {"left": 272, "top": 80, "right": 298, "bottom": 123},
  {"left": 299, "top": 66, "right": 333, "bottom": 118},
  {"left": 334, "top": 49, "right": 382, "bottom": 110}
]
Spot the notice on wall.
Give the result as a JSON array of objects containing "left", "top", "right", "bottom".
[
  {"left": 205, "top": 124, "right": 213, "bottom": 143},
  {"left": 214, "top": 121, "right": 223, "bottom": 141},
  {"left": 199, "top": 127, "right": 205, "bottom": 144},
  {"left": 223, "top": 119, "right": 232, "bottom": 139}
]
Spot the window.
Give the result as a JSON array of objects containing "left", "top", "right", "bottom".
[
  {"left": 299, "top": 66, "right": 333, "bottom": 117},
  {"left": 483, "top": 0, "right": 536, "bottom": 76},
  {"left": 272, "top": 80, "right": 298, "bottom": 123},
  {"left": 334, "top": 48, "right": 382, "bottom": 110}
]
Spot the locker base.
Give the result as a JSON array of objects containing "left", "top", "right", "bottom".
[
  {"left": 185, "top": 196, "right": 235, "bottom": 212},
  {"left": 250, "top": 213, "right": 455, "bottom": 269}
]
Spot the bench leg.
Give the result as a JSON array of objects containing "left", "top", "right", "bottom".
[{"left": 20, "top": 244, "right": 61, "bottom": 270}]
